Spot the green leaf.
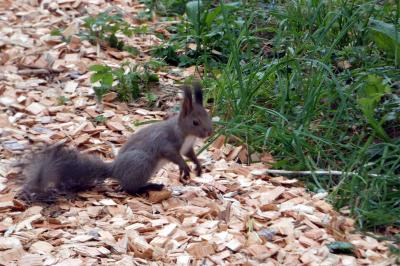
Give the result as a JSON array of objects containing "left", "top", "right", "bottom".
[
  {"left": 186, "top": 0, "right": 203, "bottom": 27},
  {"left": 50, "top": 28, "right": 62, "bottom": 36},
  {"left": 89, "top": 64, "right": 111, "bottom": 73},
  {"left": 147, "top": 73, "right": 159, "bottom": 82},
  {"left": 95, "top": 115, "right": 106, "bottom": 123},
  {"left": 122, "top": 28, "right": 133, "bottom": 37},
  {"left": 113, "top": 68, "right": 125, "bottom": 78},
  {"left": 357, "top": 75, "right": 391, "bottom": 141},
  {"left": 83, "top": 17, "right": 96, "bottom": 28},
  {"left": 327, "top": 242, "right": 355, "bottom": 254},
  {"left": 108, "top": 34, "right": 120, "bottom": 49},
  {"left": 369, "top": 19, "right": 400, "bottom": 63},
  {"left": 205, "top": 6, "right": 221, "bottom": 27},
  {"left": 145, "top": 92, "right": 157, "bottom": 102},
  {"left": 102, "top": 72, "right": 114, "bottom": 86},
  {"left": 205, "top": 1, "right": 240, "bottom": 26},
  {"left": 358, "top": 75, "right": 391, "bottom": 103},
  {"left": 123, "top": 45, "right": 139, "bottom": 55},
  {"left": 94, "top": 85, "right": 111, "bottom": 98},
  {"left": 90, "top": 73, "right": 105, "bottom": 83}
]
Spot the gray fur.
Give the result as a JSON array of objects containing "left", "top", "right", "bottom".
[
  {"left": 19, "top": 144, "right": 112, "bottom": 203},
  {"left": 19, "top": 83, "right": 213, "bottom": 202}
]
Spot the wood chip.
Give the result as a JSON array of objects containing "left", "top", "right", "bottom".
[
  {"left": 148, "top": 190, "right": 171, "bottom": 203},
  {"left": 64, "top": 80, "right": 78, "bottom": 93},
  {"left": 26, "top": 102, "right": 46, "bottom": 114},
  {"left": 226, "top": 239, "right": 242, "bottom": 252},
  {"left": 29, "top": 241, "right": 54, "bottom": 254},
  {"left": 0, "top": 1, "right": 395, "bottom": 265},
  {"left": 187, "top": 242, "right": 215, "bottom": 259}
]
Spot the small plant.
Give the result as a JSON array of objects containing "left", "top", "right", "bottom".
[
  {"left": 145, "top": 92, "right": 158, "bottom": 107},
  {"left": 89, "top": 62, "right": 159, "bottom": 103},
  {"left": 113, "top": 66, "right": 141, "bottom": 102},
  {"left": 136, "top": 9, "right": 154, "bottom": 22},
  {"left": 144, "top": 59, "right": 167, "bottom": 71},
  {"left": 95, "top": 115, "right": 107, "bottom": 124},
  {"left": 368, "top": 19, "right": 400, "bottom": 66},
  {"left": 81, "top": 8, "right": 138, "bottom": 54},
  {"left": 152, "top": 1, "right": 251, "bottom": 67},
  {"left": 151, "top": 44, "right": 182, "bottom": 66},
  {"left": 50, "top": 28, "right": 63, "bottom": 37},
  {"left": 357, "top": 75, "right": 391, "bottom": 141},
  {"left": 57, "top": 96, "right": 69, "bottom": 105},
  {"left": 89, "top": 64, "right": 114, "bottom": 105}
]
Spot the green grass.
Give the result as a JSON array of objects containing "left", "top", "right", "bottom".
[{"left": 156, "top": 0, "right": 400, "bottom": 231}]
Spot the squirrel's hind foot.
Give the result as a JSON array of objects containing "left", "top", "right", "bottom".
[{"left": 125, "top": 182, "right": 165, "bottom": 195}]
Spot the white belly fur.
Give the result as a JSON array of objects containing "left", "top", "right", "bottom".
[{"left": 180, "top": 135, "right": 197, "bottom": 155}]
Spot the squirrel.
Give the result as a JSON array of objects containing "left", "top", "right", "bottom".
[{"left": 18, "top": 83, "right": 213, "bottom": 203}]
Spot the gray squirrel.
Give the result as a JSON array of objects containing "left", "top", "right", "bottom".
[{"left": 18, "top": 83, "right": 213, "bottom": 202}]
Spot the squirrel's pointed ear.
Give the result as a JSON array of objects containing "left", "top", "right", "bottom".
[
  {"left": 193, "top": 82, "right": 203, "bottom": 105},
  {"left": 181, "top": 85, "right": 193, "bottom": 117}
]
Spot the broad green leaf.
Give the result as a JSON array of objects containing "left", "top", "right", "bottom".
[
  {"left": 357, "top": 75, "right": 391, "bottom": 141},
  {"left": 205, "top": 2, "right": 240, "bottom": 27},
  {"left": 327, "top": 242, "right": 355, "bottom": 254},
  {"left": 90, "top": 73, "right": 105, "bottom": 83},
  {"left": 122, "top": 28, "right": 133, "bottom": 37},
  {"left": 358, "top": 75, "right": 391, "bottom": 100},
  {"left": 108, "top": 34, "right": 120, "bottom": 49},
  {"left": 89, "top": 64, "right": 111, "bottom": 72},
  {"left": 186, "top": 0, "right": 203, "bottom": 27},
  {"left": 94, "top": 85, "right": 111, "bottom": 97},
  {"left": 50, "top": 28, "right": 62, "bottom": 36},
  {"left": 113, "top": 68, "right": 125, "bottom": 78},
  {"left": 102, "top": 72, "right": 114, "bottom": 86},
  {"left": 205, "top": 7, "right": 221, "bottom": 27},
  {"left": 95, "top": 115, "right": 106, "bottom": 123},
  {"left": 146, "top": 73, "right": 159, "bottom": 82},
  {"left": 369, "top": 19, "right": 400, "bottom": 63}
]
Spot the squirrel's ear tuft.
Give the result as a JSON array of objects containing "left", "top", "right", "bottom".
[
  {"left": 181, "top": 85, "right": 193, "bottom": 117},
  {"left": 193, "top": 82, "right": 203, "bottom": 105}
]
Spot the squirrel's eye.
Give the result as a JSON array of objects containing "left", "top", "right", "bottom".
[{"left": 193, "top": 120, "right": 199, "bottom": 126}]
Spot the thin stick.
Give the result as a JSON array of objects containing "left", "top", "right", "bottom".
[
  {"left": 18, "top": 69, "right": 52, "bottom": 75},
  {"left": 252, "top": 169, "right": 382, "bottom": 178}
]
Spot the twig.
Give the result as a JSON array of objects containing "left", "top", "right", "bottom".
[
  {"left": 252, "top": 169, "right": 382, "bottom": 178},
  {"left": 154, "top": 20, "right": 180, "bottom": 25},
  {"left": 17, "top": 69, "right": 50, "bottom": 75}
]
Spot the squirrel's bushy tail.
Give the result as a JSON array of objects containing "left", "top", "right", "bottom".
[{"left": 18, "top": 144, "right": 112, "bottom": 203}]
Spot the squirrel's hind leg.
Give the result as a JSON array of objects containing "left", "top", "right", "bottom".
[
  {"left": 119, "top": 181, "right": 164, "bottom": 195},
  {"left": 112, "top": 150, "right": 161, "bottom": 195},
  {"left": 133, "top": 183, "right": 165, "bottom": 195}
]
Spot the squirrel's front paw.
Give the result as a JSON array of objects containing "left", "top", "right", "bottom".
[
  {"left": 195, "top": 163, "right": 202, "bottom": 176},
  {"left": 179, "top": 164, "right": 191, "bottom": 183}
]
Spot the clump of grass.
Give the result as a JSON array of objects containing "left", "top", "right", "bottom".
[
  {"left": 151, "top": 0, "right": 251, "bottom": 67},
  {"left": 177, "top": 0, "right": 400, "bottom": 230},
  {"left": 57, "top": 96, "right": 68, "bottom": 105}
]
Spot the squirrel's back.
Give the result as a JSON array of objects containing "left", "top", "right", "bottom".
[{"left": 119, "top": 117, "right": 182, "bottom": 155}]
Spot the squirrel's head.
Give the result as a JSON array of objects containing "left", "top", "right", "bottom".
[{"left": 179, "top": 82, "right": 213, "bottom": 138}]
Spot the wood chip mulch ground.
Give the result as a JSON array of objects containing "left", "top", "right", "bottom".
[{"left": 0, "top": 0, "right": 398, "bottom": 265}]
